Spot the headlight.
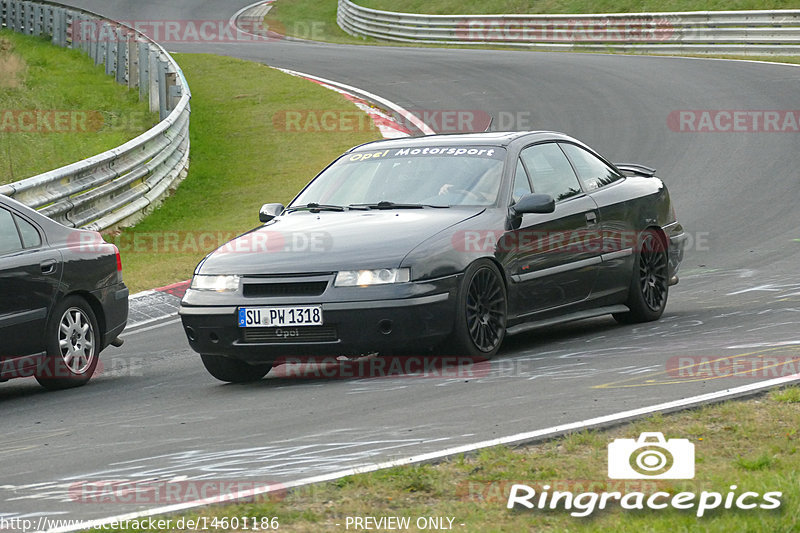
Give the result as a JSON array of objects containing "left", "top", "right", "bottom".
[
  {"left": 190, "top": 274, "right": 240, "bottom": 292},
  {"left": 334, "top": 268, "right": 410, "bottom": 287}
]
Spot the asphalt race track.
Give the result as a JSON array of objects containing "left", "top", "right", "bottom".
[{"left": 3, "top": 0, "right": 800, "bottom": 525}]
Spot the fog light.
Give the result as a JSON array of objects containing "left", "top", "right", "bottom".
[{"left": 378, "top": 319, "right": 393, "bottom": 335}]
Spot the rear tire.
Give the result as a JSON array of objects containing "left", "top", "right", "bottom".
[
  {"left": 36, "top": 296, "right": 100, "bottom": 390},
  {"left": 613, "top": 230, "right": 669, "bottom": 324},
  {"left": 442, "top": 259, "right": 507, "bottom": 359},
  {"left": 201, "top": 354, "right": 272, "bottom": 383}
]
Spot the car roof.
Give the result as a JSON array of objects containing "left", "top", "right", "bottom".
[
  {"left": 348, "top": 131, "right": 572, "bottom": 152},
  {"left": 0, "top": 193, "right": 73, "bottom": 235},
  {"left": 0, "top": 193, "right": 37, "bottom": 215}
]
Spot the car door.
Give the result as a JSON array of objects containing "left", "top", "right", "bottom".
[
  {"left": 504, "top": 143, "right": 602, "bottom": 316},
  {"left": 0, "top": 206, "right": 61, "bottom": 360},
  {"left": 559, "top": 142, "right": 634, "bottom": 299}
]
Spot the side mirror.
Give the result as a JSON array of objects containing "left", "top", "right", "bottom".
[
  {"left": 509, "top": 193, "right": 555, "bottom": 216},
  {"left": 259, "top": 203, "right": 284, "bottom": 223}
]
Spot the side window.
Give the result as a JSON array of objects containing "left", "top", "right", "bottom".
[
  {"left": 519, "top": 143, "right": 583, "bottom": 202},
  {"left": 512, "top": 158, "right": 532, "bottom": 203},
  {"left": 15, "top": 214, "right": 42, "bottom": 249},
  {"left": 560, "top": 143, "right": 623, "bottom": 191},
  {"left": 0, "top": 207, "right": 23, "bottom": 255}
]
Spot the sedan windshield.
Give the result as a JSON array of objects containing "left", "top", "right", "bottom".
[{"left": 292, "top": 146, "right": 506, "bottom": 208}]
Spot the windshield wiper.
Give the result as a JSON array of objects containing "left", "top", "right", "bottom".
[
  {"left": 286, "top": 202, "right": 348, "bottom": 213},
  {"left": 350, "top": 201, "right": 449, "bottom": 210}
]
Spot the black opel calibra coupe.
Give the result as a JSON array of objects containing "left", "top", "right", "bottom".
[{"left": 180, "top": 131, "right": 685, "bottom": 382}]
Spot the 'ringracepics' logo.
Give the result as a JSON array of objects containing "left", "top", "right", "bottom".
[
  {"left": 507, "top": 431, "right": 782, "bottom": 517},
  {"left": 608, "top": 432, "right": 694, "bottom": 479}
]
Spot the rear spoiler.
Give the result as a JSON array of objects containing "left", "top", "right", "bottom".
[{"left": 616, "top": 163, "right": 657, "bottom": 177}]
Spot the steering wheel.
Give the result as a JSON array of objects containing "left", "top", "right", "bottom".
[{"left": 445, "top": 188, "right": 482, "bottom": 203}]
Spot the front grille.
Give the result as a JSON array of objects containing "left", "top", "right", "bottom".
[
  {"left": 242, "top": 326, "right": 339, "bottom": 343},
  {"left": 243, "top": 281, "right": 328, "bottom": 298}
]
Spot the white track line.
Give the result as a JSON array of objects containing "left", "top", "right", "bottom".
[
  {"left": 122, "top": 318, "right": 182, "bottom": 337},
  {"left": 44, "top": 373, "right": 799, "bottom": 533},
  {"left": 275, "top": 68, "right": 436, "bottom": 135}
]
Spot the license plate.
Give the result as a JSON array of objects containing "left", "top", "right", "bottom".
[{"left": 238, "top": 306, "right": 323, "bottom": 327}]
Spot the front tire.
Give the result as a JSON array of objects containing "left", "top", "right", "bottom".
[
  {"left": 36, "top": 296, "right": 101, "bottom": 390},
  {"left": 201, "top": 354, "right": 272, "bottom": 383},
  {"left": 443, "top": 259, "right": 507, "bottom": 359},
  {"left": 613, "top": 230, "right": 669, "bottom": 324}
]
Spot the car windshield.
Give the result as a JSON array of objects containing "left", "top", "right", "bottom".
[{"left": 292, "top": 146, "right": 506, "bottom": 208}]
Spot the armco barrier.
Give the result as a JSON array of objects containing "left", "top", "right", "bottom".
[
  {"left": 338, "top": 0, "right": 800, "bottom": 55},
  {"left": 0, "top": 0, "right": 190, "bottom": 231}
]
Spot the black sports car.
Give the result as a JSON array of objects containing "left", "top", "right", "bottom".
[
  {"left": 0, "top": 194, "right": 128, "bottom": 389},
  {"left": 180, "top": 132, "right": 685, "bottom": 382}
]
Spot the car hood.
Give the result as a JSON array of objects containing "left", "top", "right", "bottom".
[{"left": 197, "top": 208, "right": 485, "bottom": 276}]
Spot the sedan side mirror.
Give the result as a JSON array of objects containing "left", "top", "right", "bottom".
[
  {"left": 509, "top": 193, "right": 555, "bottom": 216},
  {"left": 259, "top": 203, "right": 284, "bottom": 223}
]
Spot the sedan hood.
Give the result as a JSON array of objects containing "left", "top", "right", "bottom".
[{"left": 197, "top": 208, "right": 484, "bottom": 275}]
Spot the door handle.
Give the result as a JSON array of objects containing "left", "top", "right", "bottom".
[
  {"left": 40, "top": 259, "right": 57, "bottom": 275},
  {"left": 585, "top": 211, "right": 598, "bottom": 224}
]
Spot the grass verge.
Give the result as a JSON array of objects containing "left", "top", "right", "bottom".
[
  {"left": 0, "top": 31, "right": 157, "bottom": 184},
  {"left": 92, "top": 385, "right": 800, "bottom": 532},
  {"left": 113, "top": 54, "right": 380, "bottom": 293},
  {"left": 266, "top": 0, "right": 362, "bottom": 44}
]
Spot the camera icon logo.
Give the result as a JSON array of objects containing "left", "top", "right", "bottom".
[{"left": 608, "top": 432, "right": 695, "bottom": 479}]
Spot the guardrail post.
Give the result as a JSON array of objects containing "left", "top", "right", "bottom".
[
  {"left": 88, "top": 18, "right": 100, "bottom": 62},
  {"left": 148, "top": 48, "right": 159, "bottom": 113},
  {"left": 50, "top": 6, "right": 59, "bottom": 45},
  {"left": 17, "top": 0, "right": 24, "bottom": 33},
  {"left": 95, "top": 23, "right": 105, "bottom": 66},
  {"left": 52, "top": 7, "right": 66, "bottom": 46},
  {"left": 166, "top": 70, "right": 180, "bottom": 112},
  {"left": 157, "top": 58, "right": 168, "bottom": 120},
  {"left": 106, "top": 25, "right": 116, "bottom": 76},
  {"left": 138, "top": 41, "right": 149, "bottom": 101},
  {"left": 43, "top": 5, "right": 52, "bottom": 37},
  {"left": 78, "top": 14, "right": 91, "bottom": 54},
  {"left": 22, "top": 0, "right": 31, "bottom": 34},
  {"left": 115, "top": 27, "right": 126, "bottom": 84},
  {"left": 127, "top": 35, "right": 138, "bottom": 89},
  {"left": 29, "top": 1, "right": 37, "bottom": 35},
  {"left": 11, "top": 0, "right": 19, "bottom": 32},
  {"left": 33, "top": 3, "right": 42, "bottom": 35},
  {"left": 14, "top": 0, "right": 23, "bottom": 32}
]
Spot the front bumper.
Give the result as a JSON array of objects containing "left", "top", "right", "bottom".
[{"left": 179, "top": 274, "right": 460, "bottom": 362}]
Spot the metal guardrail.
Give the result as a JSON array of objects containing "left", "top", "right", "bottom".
[
  {"left": 338, "top": 0, "right": 800, "bottom": 55},
  {"left": 0, "top": 0, "right": 190, "bottom": 231}
]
